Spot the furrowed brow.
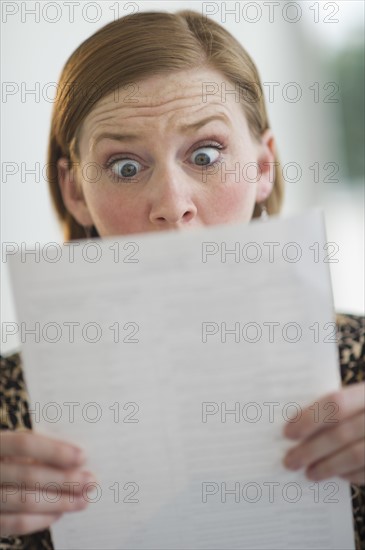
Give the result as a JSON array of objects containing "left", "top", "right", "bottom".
[
  {"left": 178, "top": 114, "right": 232, "bottom": 133},
  {"left": 90, "top": 114, "right": 231, "bottom": 152},
  {"left": 91, "top": 132, "right": 140, "bottom": 152}
]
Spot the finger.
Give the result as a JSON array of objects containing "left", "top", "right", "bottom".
[
  {"left": 340, "top": 468, "right": 365, "bottom": 486},
  {"left": 283, "top": 382, "right": 365, "bottom": 441},
  {"left": 305, "top": 440, "right": 365, "bottom": 481},
  {"left": 283, "top": 411, "right": 365, "bottom": 470},
  {"left": 0, "top": 462, "right": 95, "bottom": 491},
  {"left": 0, "top": 431, "right": 86, "bottom": 468},
  {"left": 0, "top": 486, "right": 90, "bottom": 514},
  {"left": 0, "top": 512, "right": 63, "bottom": 537}
]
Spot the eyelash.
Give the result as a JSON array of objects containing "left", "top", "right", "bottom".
[{"left": 103, "top": 139, "right": 227, "bottom": 182}]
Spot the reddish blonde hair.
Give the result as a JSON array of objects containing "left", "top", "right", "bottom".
[{"left": 47, "top": 10, "right": 284, "bottom": 240}]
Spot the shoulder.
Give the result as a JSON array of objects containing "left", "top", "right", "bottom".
[
  {"left": 335, "top": 313, "right": 365, "bottom": 386},
  {"left": 335, "top": 314, "right": 365, "bottom": 550},
  {"left": 1, "top": 350, "right": 25, "bottom": 392},
  {"left": 0, "top": 350, "right": 31, "bottom": 431}
]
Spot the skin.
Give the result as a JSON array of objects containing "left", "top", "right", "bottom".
[
  {"left": 57, "top": 67, "right": 275, "bottom": 235},
  {"left": 0, "top": 68, "right": 364, "bottom": 537}
]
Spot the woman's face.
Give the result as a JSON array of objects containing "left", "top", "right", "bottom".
[{"left": 58, "top": 68, "right": 275, "bottom": 237}]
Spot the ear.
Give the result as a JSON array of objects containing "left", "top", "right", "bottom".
[
  {"left": 255, "top": 129, "right": 276, "bottom": 203},
  {"left": 57, "top": 157, "right": 94, "bottom": 227}
]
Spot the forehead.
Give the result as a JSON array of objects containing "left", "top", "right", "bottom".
[
  {"left": 88, "top": 67, "right": 235, "bottom": 113},
  {"left": 78, "top": 67, "right": 247, "bottom": 154}
]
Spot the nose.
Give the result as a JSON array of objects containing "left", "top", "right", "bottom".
[{"left": 148, "top": 166, "right": 197, "bottom": 228}]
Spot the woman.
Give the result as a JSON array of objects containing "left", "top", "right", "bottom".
[{"left": 0, "top": 10, "right": 364, "bottom": 549}]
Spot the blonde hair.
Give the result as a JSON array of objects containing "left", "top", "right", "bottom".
[{"left": 47, "top": 10, "right": 284, "bottom": 240}]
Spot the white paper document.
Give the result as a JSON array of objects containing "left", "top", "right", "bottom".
[{"left": 8, "top": 209, "right": 355, "bottom": 549}]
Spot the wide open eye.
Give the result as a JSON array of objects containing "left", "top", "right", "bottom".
[
  {"left": 110, "top": 159, "right": 142, "bottom": 179},
  {"left": 190, "top": 147, "right": 221, "bottom": 166}
]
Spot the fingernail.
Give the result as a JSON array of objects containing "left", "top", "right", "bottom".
[
  {"left": 82, "top": 470, "right": 96, "bottom": 483},
  {"left": 74, "top": 495, "right": 89, "bottom": 509},
  {"left": 284, "top": 453, "right": 301, "bottom": 470},
  {"left": 73, "top": 446, "right": 86, "bottom": 464},
  {"left": 283, "top": 425, "right": 300, "bottom": 440},
  {"left": 306, "top": 469, "right": 320, "bottom": 481}
]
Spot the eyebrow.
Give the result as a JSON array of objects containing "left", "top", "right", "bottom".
[{"left": 90, "top": 114, "right": 232, "bottom": 152}]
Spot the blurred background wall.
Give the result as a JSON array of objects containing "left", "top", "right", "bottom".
[{"left": 1, "top": 0, "right": 364, "bottom": 354}]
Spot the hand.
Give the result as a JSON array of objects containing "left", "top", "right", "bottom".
[
  {"left": 282, "top": 382, "right": 365, "bottom": 485},
  {"left": 0, "top": 430, "right": 95, "bottom": 536}
]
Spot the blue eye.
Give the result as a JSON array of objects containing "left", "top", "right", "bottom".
[
  {"left": 106, "top": 141, "right": 224, "bottom": 182},
  {"left": 110, "top": 159, "right": 141, "bottom": 179},
  {"left": 190, "top": 147, "right": 221, "bottom": 166}
]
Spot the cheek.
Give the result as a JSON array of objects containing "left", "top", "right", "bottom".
[
  {"left": 203, "top": 176, "right": 257, "bottom": 224},
  {"left": 200, "top": 147, "right": 260, "bottom": 224},
  {"left": 83, "top": 186, "right": 143, "bottom": 236}
]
